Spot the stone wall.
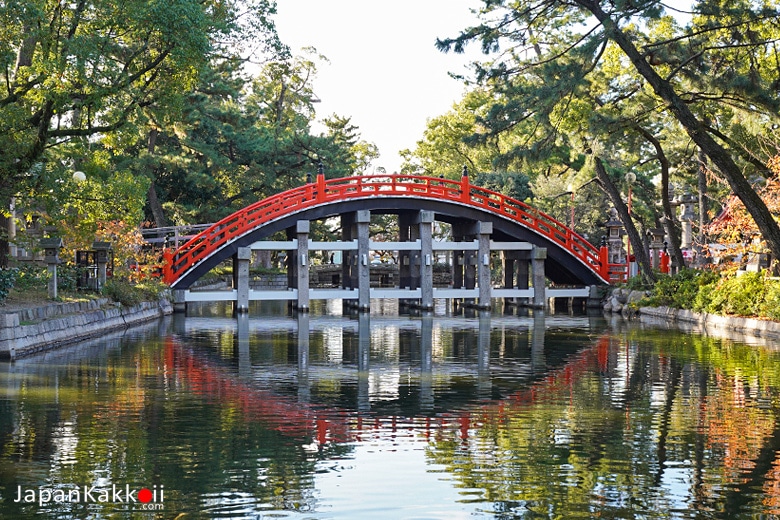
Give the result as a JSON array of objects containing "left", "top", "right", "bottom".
[
  {"left": 602, "top": 286, "right": 780, "bottom": 343},
  {"left": 0, "top": 297, "right": 173, "bottom": 360},
  {"left": 249, "top": 274, "right": 288, "bottom": 289},
  {"left": 640, "top": 305, "right": 780, "bottom": 342}
]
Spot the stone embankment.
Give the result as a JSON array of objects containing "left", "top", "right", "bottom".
[
  {"left": 603, "top": 287, "right": 780, "bottom": 342},
  {"left": 0, "top": 297, "right": 173, "bottom": 360}
]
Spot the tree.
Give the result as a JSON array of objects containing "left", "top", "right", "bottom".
[
  {"left": 706, "top": 155, "right": 780, "bottom": 263},
  {"left": 104, "top": 51, "right": 376, "bottom": 226},
  {"left": 1, "top": 0, "right": 281, "bottom": 197},
  {"left": 0, "top": 0, "right": 283, "bottom": 265},
  {"left": 401, "top": 89, "right": 498, "bottom": 176},
  {"left": 438, "top": 0, "right": 780, "bottom": 270}
]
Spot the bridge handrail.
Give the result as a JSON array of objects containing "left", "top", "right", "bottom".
[{"left": 163, "top": 174, "right": 608, "bottom": 285}]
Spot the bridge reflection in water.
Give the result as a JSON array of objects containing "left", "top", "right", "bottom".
[{"left": 169, "top": 305, "right": 604, "bottom": 443}]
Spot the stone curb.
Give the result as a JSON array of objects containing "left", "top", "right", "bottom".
[
  {"left": 0, "top": 298, "right": 173, "bottom": 360},
  {"left": 639, "top": 306, "right": 780, "bottom": 342}
]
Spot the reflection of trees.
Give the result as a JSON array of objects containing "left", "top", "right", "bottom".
[
  {"left": 424, "top": 331, "right": 780, "bottom": 517},
  {"left": 0, "top": 343, "right": 349, "bottom": 517}
]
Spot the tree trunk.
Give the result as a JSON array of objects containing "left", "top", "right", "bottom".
[
  {"left": 0, "top": 211, "right": 9, "bottom": 268},
  {"left": 594, "top": 156, "right": 656, "bottom": 284},
  {"left": 147, "top": 182, "right": 168, "bottom": 228},
  {"left": 635, "top": 126, "right": 686, "bottom": 270},
  {"left": 1, "top": 32, "right": 38, "bottom": 267},
  {"left": 146, "top": 129, "right": 168, "bottom": 228},
  {"left": 696, "top": 149, "right": 710, "bottom": 266},
  {"left": 582, "top": 0, "right": 780, "bottom": 266}
]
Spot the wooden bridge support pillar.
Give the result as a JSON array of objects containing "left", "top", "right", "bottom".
[
  {"left": 451, "top": 221, "right": 474, "bottom": 305},
  {"left": 356, "top": 210, "right": 371, "bottom": 312},
  {"left": 502, "top": 250, "right": 531, "bottom": 306},
  {"left": 531, "top": 246, "right": 547, "bottom": 309},
  {"left": 398, "top": 212, "right": 414, "bottom": 292},
  {"left": 419, "top": 211, "right": 434, "bottom": 311},
  {"left": 476, "top": 221, "right": 492, "bottom": 309},
  {"left": 233, "top": 246, "right": 251, "bottom": 313},
  {"left": 296, "top": 220, "right": 310, "bottom": 312},
  {"left": 399, "top": 210, "right": 434, "bottom": 310},
  {"left": 340, "top": 212, "right": 355, "bottom": 289}
]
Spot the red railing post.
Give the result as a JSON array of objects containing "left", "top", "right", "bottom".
[
  {"left": 162, "top": 248, "right": 174, "bottom": 284},
  {"left": 316, "top": 173, "right": 325, "bottom": 203},
  {"left": 316, "top": 160, "right": 326, "bottom": 202},
  {"left": 460, "top": 165, "right": 470, "bottom": 203},
  {"left": 598, "top": 237, "right": 610, "bottom": 281}
]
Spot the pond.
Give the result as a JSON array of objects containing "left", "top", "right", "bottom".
[{"left": 2, "top": 300, "right": 780, "bottom": 519}]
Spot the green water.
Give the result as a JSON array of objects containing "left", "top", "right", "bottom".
[{"left": 2, "top": 300, "right": 780, "bottom": 519}]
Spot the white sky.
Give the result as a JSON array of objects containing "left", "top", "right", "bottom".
[{"left": 273, "top": 1, "right": 483, "bottom": 174}]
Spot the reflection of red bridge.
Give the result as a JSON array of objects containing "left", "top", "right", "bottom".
[{"left": 164, "top": 334, "right": 612, "bottom": 444}]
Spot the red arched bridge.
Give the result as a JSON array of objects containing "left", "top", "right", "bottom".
[{"left": 162, "top": 173, "right": 622, "bottom": 290}]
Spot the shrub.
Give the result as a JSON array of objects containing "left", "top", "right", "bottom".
[
  {"left": 13, "top": 264, "right": 47, "bottom": 291},
  {"left": 57, "top": 265, "right": 81, "bottom": 292},
  {"left": 102, "top": 278, "right": 166, "bottom": 307},
  {"left": 763, "top": 282, "right": 780, "bottom": 321},
  {"left": 642, "top": 267, "right": 780, "bottom": 320},
  {"left": 704, "top": 271, "right": 773, "bottom": 318},
  {"left": 0, "top": 268, "right": 17, "bottom": 302},
  {"left": 642, "top": 268, "right": 718, "bottom": 309}
]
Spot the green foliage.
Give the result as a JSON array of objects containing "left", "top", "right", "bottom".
[
  {"left": 0, "top": 268, "right": 17, "bottom": 302},
  {"left": 623, "top": 274, "right": 653, "bottom": 292},
  {"left": 702, "top": 272, "right": 774, "bottom": 318},
  {"left": 432, "top": 0, "right": 780, "bottom": 268},
  {"left": 39, "top": 170, "right": 150, "bottom": 252},
  {"left": 433, "top": 262, "right": 450, "bottom": 273},
  {"left": 472, "top": 171, "right": 533, "bottom": 202},
  {"left": 57, "top": 265, "right": 81, "bottom": 293},
  {"left": 102, "top": 279, "right": 166, "bottom": 307},
  {"left": 12, "top": 264, "right": 47, "bottom": 291},
  {"left": 0, "top": 0, "right": 282, "bottom": 202},
  {"left": 642, "top": 268, "right": 719, "bottom": 309},
  {"left": 0, "top": 263, "right": 82, "bottom": 302},
  {"left": 643, "top": 268, "right": 780, "bottom": 320},
  {"left": 764, "top": 283, "right": 780, "bottom": 321}
]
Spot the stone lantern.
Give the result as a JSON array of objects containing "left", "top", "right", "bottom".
[
  {"left": 92, "top": 241, "right": 112, "bottom": 288},
  {"left": 605, "top": 208, "right": 625, "bottom": 265},
  {"left": 647, "top": 228, "right": 665, "bottom": 269},
  {"left": 679, "top": 191, "right": 697, "bottom": 251},
  {"left": 40, "top": 237, "right": 63, "bottom": 299}
]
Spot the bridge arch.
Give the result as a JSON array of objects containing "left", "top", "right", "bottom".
[{"left": 163, "top": 174, "right": 613, "bottom": 289}]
